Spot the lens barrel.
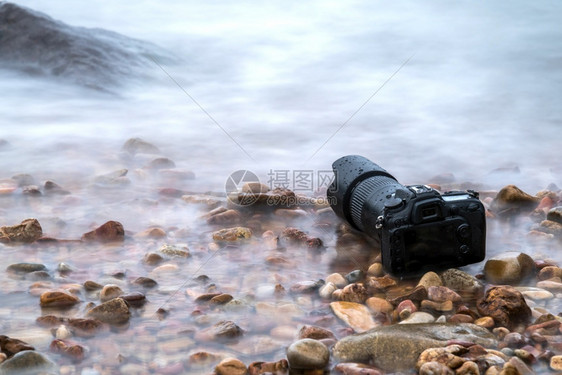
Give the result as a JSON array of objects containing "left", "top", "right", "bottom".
[{"left": 327, "top": 155, "right": 406, "bottom": 231}]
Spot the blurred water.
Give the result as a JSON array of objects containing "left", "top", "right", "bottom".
[
  {"left": 1, "top": 3, "right": 561, "bottom": 372},
  {"left": 1, "top": 0, "right": 561, "bottom": 193}
]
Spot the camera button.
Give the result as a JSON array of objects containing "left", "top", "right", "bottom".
[
  {"left": 460, "top": 245, "right": 470, "bottom": 254},
  {"left": 384, "top": 197, "right": 402, "bottom": 209},
  {"left": 457, "top": 224, "right": 470, "bottom": 240}
]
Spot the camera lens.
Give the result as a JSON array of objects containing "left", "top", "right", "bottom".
[{"left": 327, "top": 155, "right": 410, "bottom": 233}]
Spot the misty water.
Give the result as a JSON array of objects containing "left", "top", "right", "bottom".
[{"left": 1, "top": 1, "right": 561, "bottom": 373}]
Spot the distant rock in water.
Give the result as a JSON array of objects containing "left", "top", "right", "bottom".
[{"left": 0, "top": 2, "right": 174, "bottom": 90}]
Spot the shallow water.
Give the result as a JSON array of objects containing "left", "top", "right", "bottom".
[{"left": 1, "top": 1, "right": 562, "bottom": 373}]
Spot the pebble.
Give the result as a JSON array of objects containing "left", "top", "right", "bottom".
[
  {"left": 441, "top": 269, "right": 482, "bottom": 295},
  {"left": 135, "top": 227, "right": 167, "bottom": 238},
  {"left": 537, "top": 266, "right": 562, "bottom": 280},
  {"left": 547, "top": 206, "right": 562, "bottom": 224},
  {"left": 159, "top": 244, "right": 190, "bottom": 258},
  {"left": 551, "top": 355, "right": 562, "bottom": 371},
  {"left": 248, "top": 359, "right": 288, "bottom": 374},
  {"left": 339, "top": 283, "right": 368, "bottom": 303},
  {"left": 325, "top": 273, "right": 347, "bottom": 288},
  {"left": 345, "top": 270, "right": 364, "bottom": 283},
  {"left": 417, "top": 271, "right": 443, "bottom": 288},
  {"left": 122, "top": 137, "right": 160, "bottom": 154},
  {"left": 6, "top": 263, "right": 47, "bottom": 273},
  {"left": 298, "top": 325, "right": 336, "bottom": 340},
  {"left": 212, "top": 227, "right": 252, "bottom": 241},
  {"left": 399, "top": 312, "right": 435, "bottom": 324},
  {"left": 490, "top": 185, "right": 539, "bottom": 216},
  {"left": 0, "top": 218, "right": 43, "bottom": 243},
  {"left": 517, "top": 287, "right": 554, "bottom": 300},
  {"left": 84, "top": 281, "right": 103, "bottom": 291},
  {"left": 389, "top": 285, "right": 428, "bottom": 305},
  {"left": 396, "top": 300, "right": 417, "bottom": 320},
  {"left": 421, "top": 300, "right": 453, "bottom": 312},
  {"left": 50, "top": 339, "right": 85, "bottom": 362},
  {"left": 56, "top": 325, "right": 72, "bottom": 339},
  {"left": 318, "top": 282, "right": 336, "bottom": 299},
  {"left": 448, "top": 314, "right": 474, "bottom": 324},
  {"left": 330, "top": 301, "right": 378, "bottom": 332},
  {"left": 483, "top": 251, "right": 536, "bottom": 284},
  {"left": 427, "top": 286, "right": 461, "bottom": 302},
  {"left": 286, "top": 339, "right": 329, "bottom": 370},
  {"left": 365, "top": 297, "right": 393, "bottom": 315},
  {"left": 418, "top": 361, "right": 453, "bottom": 375},
  {"left": 474, "top": 316, "right": 495, "bottom": 329},
  {"left": 536, "top": 280, "right": 562, "bottom": 291},
  {"left": 215, "top": 357, "right": 247, "bottom": 375},
  {"left": 207, "top": 209, "right": 241, "bottom": 225},
  {"left": 40, "top": 291, "right": 80, "bottom": 308},
  {"left": 334, "top": 362, "right": 383, "bottom": 375},
  {"left": 87, "top": 297, "right": 130, "bottom": 324},
  {"left": 100, "top": 284, "right": 124, "bottom": 302},
  {"left": 367, "top": 263, "right": 384, "bottom": 277},
  {"left": 132, "top": 277, "right": 157, "bottom": 288},
  {"left": 81, "top": 220, "right": 124, "bottom": 243},
  {"left": 143, "top": 253, "right": 164, "bottom": 265}
]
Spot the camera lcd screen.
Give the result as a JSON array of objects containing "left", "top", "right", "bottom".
[{"left": 403, "top": 223, "right": 458, "bottom": 266}]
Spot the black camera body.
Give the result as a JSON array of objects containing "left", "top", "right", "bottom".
[{"left": 327, "top": 155, "right": 486, "bottom": 276}]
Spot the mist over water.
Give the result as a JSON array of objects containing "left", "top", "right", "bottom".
[{"left": 2, "top": 0, "right": 560, "bottom": 194}]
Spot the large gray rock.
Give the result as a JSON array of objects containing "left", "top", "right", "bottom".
[
  {"left": 0, "top": 2, "right": 174, "bottom": 91},
  {"left": 332, "top": 323, "right": 497, "bottom": 371},
  {"left": 0, "top": 350, "right": 57, "bottom": 374}
]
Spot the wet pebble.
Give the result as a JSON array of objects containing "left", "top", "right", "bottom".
[
  {"left": 399, "top": 311, "right": 435, "bottom": 324},
  {"left": 421, "top": 300, "right": 453, "bottom": 312},
  {"left": 365, "top": 297, "right": 393, "bottom": 315},
  {"left": 417, "top": 271, "right": 442, "bottom": 288},
  {"left": 441, "top": 269, "right": 482, "bottom": 295},
  {"left": 207, "top": 209, "right": 241, "bottom": 225},
  {"left": 330, "top": 301, "right": 377, "bottom": 332},
  {"left": 345, "top": 270, "right": 364, "bottom": 283},
  {"left": 159, "top": 244, "right": 190, "bottom": 258},
  {"left": 551, "top": 355, "right": 562, "bottom": 371},
  {"left": 517, "top": 287, "right": 553, "bottom": 300},
  {"left": 0, "top": 218, "right": 43, "bottom": 244},
  {"left": 547, "top": 206, "right": 562, "bottom": 224},
  {"left": 326, "top": 273, "right": 347, "bottom": 288},
  {"left": 40, "top": 291, "right": 80, "bottom": 308},
  {"left": 87, "top": 297, "right": 130, "bottom": 324},
  {"left": 212, "top": 227, "right": 252, "bottom": 241},
  {"left": 132, "top": 277, "right": 157, "bottom": 288},
  {"left": 427, "top": 286, "right": 461, "bottom": 303},
  {"left": 483, "top": 251, "right": 536, "bottom": 284},
  {"left": 81, "top": 220, "right": 124, "bottom": 243},
  {"left": 339, "top": 283, "right": 368, "bottom": 303},
  {"left": 298, "top": 325, "right": 336, "bottom": 341},
  {"left": 538, "top": 266, "right": 562, "bottom": 280},
  {"left": 6, "top": 262, "right": 47, "bottom": 274},
  {"left": 0, "top": 350, "right": 56, "bottom": 374},
  {"left": 477, "top": 286, "right": 531, "bottom": 330},
  {"left": 318, "top": 282, "right": 336, "bottom": 299},
  {"left": 100, "top": 284, "right": 124, "bottom": 302},
  {"left": 215, "top": 357, "right": 247, "bottom": 375},
  {"left": 0, "top": 336, "right": 35, "bottom": 356},
  {"left": 334, "top": 362, "right": 383, "bottom": 375},
  {"left": 247, "top": 359, "right": 288, "bottom": 375},
  {"left": 50, "top": 339, "right": 85, "bottom": 362},
  {"left": 286, "top": 339, "right": 329, "bottom": 370}
]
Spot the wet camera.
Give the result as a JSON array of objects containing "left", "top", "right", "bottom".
[{"left": 327, "top": 155, "right": 486, "bottom": 276}]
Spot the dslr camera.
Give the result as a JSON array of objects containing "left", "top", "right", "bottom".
[{"left": 327, "top": 155, "right": 486, "bottom": 276}]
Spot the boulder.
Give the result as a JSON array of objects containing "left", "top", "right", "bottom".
[
  {"left": 0, "top": 3, "right": 174, "bottom": 91},
  {"left": 476, "top": 286, "right": 532, "bottom": 330},
  {"left": 0, "top": 350, "right": 57, "bottom": 374},
  {"left": 490, "top": 185, "right": 539, "bottom": 217},
  {"left": 333, "top": 323, "right": 496, "bottom": 371},
  {"left": 0, "top": 218, "right": 42, "bottom": 244},
  {"left": 483, "top": 252, "right": 536, "bottom": 284}
]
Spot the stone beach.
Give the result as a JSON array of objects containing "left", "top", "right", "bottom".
[{"left": 0, "top": 138, "right": 561, "bottom": 375}]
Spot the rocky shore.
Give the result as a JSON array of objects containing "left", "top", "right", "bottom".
[{"left": 0, "top": 138, "right": 561, "bottom": 374}]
